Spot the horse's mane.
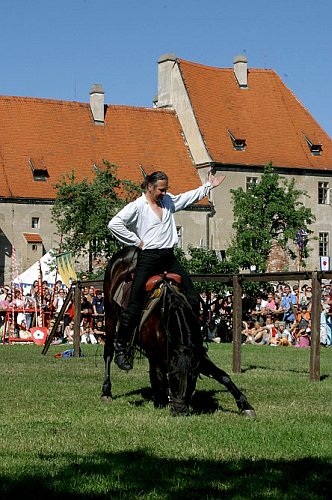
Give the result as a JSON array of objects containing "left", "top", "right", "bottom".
[{"left": 163, "top": 283, "right": 200, "bottom": 350}]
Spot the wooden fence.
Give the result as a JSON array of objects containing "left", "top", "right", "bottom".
[{"left": 68, "top": 270, "right": 332, "bottom": 381}]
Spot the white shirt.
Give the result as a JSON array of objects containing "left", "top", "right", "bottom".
[
  {"left": 108, "top": 182, "right": 212, "bottom": 250},
  {"left": 276, "top": 328, "right": 292, "bottom": 342}
]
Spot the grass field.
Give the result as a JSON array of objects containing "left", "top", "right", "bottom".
[{"left": 0, "top": 342, "right": 331, "bottom": 499}]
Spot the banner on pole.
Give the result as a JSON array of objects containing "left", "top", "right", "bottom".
[
  {"left": 56, "top": 252, "right": 77, "bottom": 287},
  {"left": 320, "top": 256, "right": 330, "bottom": 271}
]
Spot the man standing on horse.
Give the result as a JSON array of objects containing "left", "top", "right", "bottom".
[{"left": 108, "top": 170, "right": 226, "bottom": 370}]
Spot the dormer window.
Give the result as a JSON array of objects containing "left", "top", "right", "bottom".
[
  {"left": 29, "top": 158, "right": 49, "bottom": 181},
  {"left": 304, "top": 135, "right": 322, "bottom": 156},
  {"left": 228, "top": 130, "right": 246, "bottom": 151}
]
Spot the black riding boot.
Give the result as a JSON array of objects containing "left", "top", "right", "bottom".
[{"left": 114, "top": 318, "right": 133, "bottom": 371}]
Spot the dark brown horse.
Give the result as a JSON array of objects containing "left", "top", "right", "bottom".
[{"left": 101, "top": 246, "right": 256, "bottom": 417}]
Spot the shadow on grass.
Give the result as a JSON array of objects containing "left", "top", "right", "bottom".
[
  {"left": 115, "top": 387, "right": 233, "bottom": 415},
  {"left": 243, "top": 364, "right": 309, "bottom": 375},
  {"left": 243, "top": 364, "right": 330, "bottom": 381},
  {"left": 1, "top": 449, "right": 331, "bottom": 499}
]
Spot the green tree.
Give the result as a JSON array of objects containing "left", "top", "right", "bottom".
[
  {"left": 174, "top": 246, "right": 236, "bottom": 294},
  {"left": 227, "top": 163, "right": 315, "bottom": 272},
  {"left": 51, "top": 162, "right": 141, "bottom": 273}
]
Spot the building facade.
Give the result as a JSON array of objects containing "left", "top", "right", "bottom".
[
  {"left": 1, "top": 55, "right": 331, "bottom": 284},
  {"left": 155, "top": 55, "right": 332, "bottom": 270}
]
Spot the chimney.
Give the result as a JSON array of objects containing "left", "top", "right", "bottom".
[
  {"left": 90, "top": 84, "right": 105, "bottom": 124},
  {"left": 233, "top": 55, "right": 248, "bottom": 88},
  {"left": 157, "top": 53, "right": 177, "bottom": 107}
]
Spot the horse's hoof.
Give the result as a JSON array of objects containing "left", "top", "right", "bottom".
[
  {"left": 101, "top": 395, "right": 113, "bottom": 403},
  {"left": 242, "top": 408, "right": 256, "bottom": 418}
]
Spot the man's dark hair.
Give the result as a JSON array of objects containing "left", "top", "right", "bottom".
[{"left": 142, "top": 171, "right": 168, "bottom": 191}]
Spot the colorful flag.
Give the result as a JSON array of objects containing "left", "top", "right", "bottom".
[
  {"left": 56, "top": 252, "right": 77, "bottom": 287},
  {"left": 320, "top": 256, "right": 330, "bottom": 271},
  {"left": 297, "top": 227, "right": 307, "bottom": 251}
]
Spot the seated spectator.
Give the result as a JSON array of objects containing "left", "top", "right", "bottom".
[
  {"left": 294, "top": 327, "right": 311, "bottom": 348},
  {"left": 64, "top": 320, "right": 75, "bottom": 343},
  {"left": 81, "top": 321, "right": 97, "bottom": 344},
  {"left": 241, "top": 320, "right": 262, "bottom": 344},
  {"left": 275, "top": 322, "right": 293, "bottom": 346},
  {"left": 18, "top": 319, "right": 32, "bottom": 340},
  {"left": 93, "top": 319, "right": 106, "bottom": 344},
  {"left": 241, "top": 321, "right": 253, "bottom": 344},
  {"left": 294, "top": 305, "right": 311, "bottom": 334},
  {"left": 48, "top": 319, "right": 64, "bottom": 344},
  {"left": 251, "top": 315, "right": 276, "bottom": 345}
]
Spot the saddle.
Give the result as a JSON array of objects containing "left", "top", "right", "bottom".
[
  {"left": 145, "top": 272, "right": 181, "bottom": 291},
  {"left": 113, "top": 272, "right": 182, "bottom": 329}
]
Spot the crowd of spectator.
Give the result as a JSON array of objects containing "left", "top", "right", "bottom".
[
  {"left": 0, "top": 281, "right": 105, "bottom": 345},
  {"left": 1, "top": 279, "right": 332, "bottom": 348},
  {"left": 200, "top": 282, "right": 332, "bottom": 348}
]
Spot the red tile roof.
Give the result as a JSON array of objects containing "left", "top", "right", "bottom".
[
  {"left": 22, "top": 233, "right": 43, "bottom": 243},
  {"left": 0, "top": 96, "right": 202, "bottom": 199},
  {"left": 178, "top": 59, "right": 332, "bottom": 170}
]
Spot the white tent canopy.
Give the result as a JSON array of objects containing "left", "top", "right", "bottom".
[{"left": 14, "top": 250, "right": 62, "bottom": 291}]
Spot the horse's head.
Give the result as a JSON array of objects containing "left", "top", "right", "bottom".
[{"left": 163, "top": 283, "right": 202, "bottom": 416}]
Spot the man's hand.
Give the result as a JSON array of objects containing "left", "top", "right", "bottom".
[{"left": 208, "top": 171, "right": 226, "bottom": 188}]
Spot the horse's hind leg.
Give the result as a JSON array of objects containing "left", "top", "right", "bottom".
[{"left": 199, "top": 355, "right": 256, "bottom": 418}]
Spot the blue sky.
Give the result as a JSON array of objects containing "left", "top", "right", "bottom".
[{"left": 1, "top": 0, "right": 331, "bottom": 137}]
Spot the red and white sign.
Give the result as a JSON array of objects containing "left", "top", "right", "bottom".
[
  {"left": 320, "top": 256, "right": 330, "bottom": 271},
  {"left": 30, "top": 327, "right": 48, "bottom": 345}
]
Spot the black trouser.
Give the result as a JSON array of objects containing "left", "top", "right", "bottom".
[{"left": 117, "top": 248, "right": 200, "bottom": 340}]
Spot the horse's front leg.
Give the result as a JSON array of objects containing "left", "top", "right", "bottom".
[
  {"left": 199, "top": 355, "right": 256, "bottom": 418},
  {"left": 101, "top": 336, "right": 114, "bottom": 401},
  {"left": 148, "top": 359, "right": 169, "bottom": 409}
]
